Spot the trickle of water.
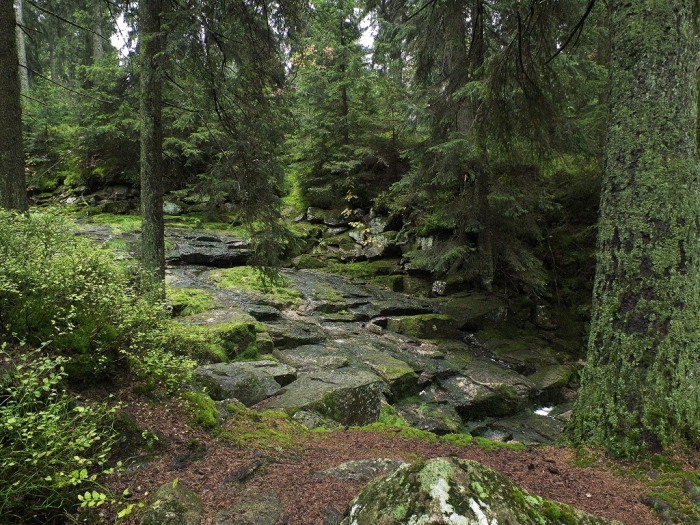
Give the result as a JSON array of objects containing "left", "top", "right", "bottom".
[{"left": 534, "top": 406, "right": 553, "bottom": 416}]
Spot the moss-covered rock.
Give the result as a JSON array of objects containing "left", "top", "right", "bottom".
[
  {"left": 361, "top": 352, "right": 418, "bottom": 400},
  {"left": 263, "top": 368, "right": 387, "bottom": 426},
  {"left": 394, "top": 399, "right": 463, "bottom": 435},
  {"left": 320, "top": 459, "right": 408, "bottom": 483},
  {"left": 181, "top": 309, "right": 259, "bottom": 360},
  {"left": 194, "top": 361, "right": 295, "bottom": 406},
  {"left": 215, "top": 489, "right": 282, "bottom": 525},
  {"left": 433, "top": 293, "right": 507, "bottom": 331},
  {"left": 387, "top": 314, "right": 458, "bottom": 339},
  {"left": 274, "top": 344, "right": 350, "bottom": 371},
  {"left": 292, "top": 253, "right": 328, "bottom": 269},
  {"left": 341, "top": 457, "right": 623, "bottom": 525},
  {"left": 140, "top": 480, "right": 204, "bottom": 525},
  {"left": 529, "top": 364, "right": 579, "bottom": 393},
  {"left": 265, "top": 318, "right": 327, "bottom": 349},
  {"left": 184, "top": 391, "right": 219, "bottom": 428},
  {"left": 207, "top": 266, "right": 303, "bottom": 308},
  {"left": 166, "top": 287, "right": 214, "bottom": 316},
  {"left": 256, "top": 330, "right": 275, "bottom": 354},
  {"left": 437, "top": 359, "right": 535, "bottom": 420}
]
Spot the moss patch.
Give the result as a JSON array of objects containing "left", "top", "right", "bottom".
[
  {"left": 387, "top": 314, "right": 458, "bottom": 339},
  {"left": 184, "top": 391, "right": 218, "bottom": 429},
  {"left": 218, "top": 406, "right": 309, "bottom": 451},
  {"left": 209, "top": 267, "right": 303, "bottom": 307},
  {"left": 166, "top": 287, "right": 214, "bottom": 316}
]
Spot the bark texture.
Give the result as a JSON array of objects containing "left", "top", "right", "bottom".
[
  {"left": 568, "top": 0, "right": 700, "bottom": 456},
  {"left": 139, "top": 0, "right": 165, "bottom": 290},
  {"left": 0, "top": 0, "right": 27, "bottom": 211},
  {"left": 14, "top": 0, "right": 28, "bottom": 94}
]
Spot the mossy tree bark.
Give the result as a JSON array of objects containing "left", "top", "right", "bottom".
[
  {"left": 0, "top": 0, "right": 27, "bottom": 212},
  {"left": 139, "top": 0, "right": 165, "bottom": 296},
  {"left": 567, "top": 0, "right": 700, "bottom": 456}
]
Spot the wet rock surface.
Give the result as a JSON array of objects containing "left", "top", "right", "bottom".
[
  {"left": 168, "top": 265, "right": 582, "bottom": 443},
  {"left": 76, "top": 222, "right": 583, "bottom": 445}
]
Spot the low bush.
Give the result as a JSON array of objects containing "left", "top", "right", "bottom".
[
  {"left": 0, "top": 210, "right": 196, "bottom": 392},
  {"left": 0, "top": 211, "right": 129, "bottom": 380},
  {"left": 0, "top": 348, "right": 118, "bottom": 523}
]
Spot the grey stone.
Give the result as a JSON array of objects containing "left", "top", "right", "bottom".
[
  {"left": 195, "top": 361, "right": 296, "bottom": 405},
  {"left": 262, "top": 368, "right": 387, "bottom": 426},
  {"left": 140, "top": 481, "right": 203, "bottom": 525},
  {"left": 166, "top": 229, "right": 251, "bottom": 267},
  {"left": 292, "top": 410, "right": 342, "bottom": 430},
  {"left": 319, "top": 458, "right": 408, "bottom": 483},
  {"left": 438, "top": 358, "right": 535, "bottom": 420},
  {"left": 341, "top": 457, "right": 623, "bottom": 525},
  {"left": 215, "top": 490, "right": 282, "bottom": 525}
]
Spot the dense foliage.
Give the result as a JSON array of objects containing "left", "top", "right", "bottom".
[
  {"left": 0, "top": 0, "right": 695, "bottom": 512},
  {"left": 0, "top": 349, "right": 118, "bottom": 523}
]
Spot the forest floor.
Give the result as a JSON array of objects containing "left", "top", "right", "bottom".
[{"left": 96, "top": 387, "right": 682, "bottom": 525}]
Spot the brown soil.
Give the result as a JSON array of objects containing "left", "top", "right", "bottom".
[{"left": 99, "top": 391, "right": 665, "bottom": 525}]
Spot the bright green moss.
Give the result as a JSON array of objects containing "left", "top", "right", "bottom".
[
  {"left": 441, "top": 433, "right": 474, "bottom": 447},
  {"left": 218, "top": 408, "right": 308, "bottom": 450},
  {"left": 209, "top": 267, "right": 303, "bottom": 306},
  {"left": 184, "top": 391, "right": 218, "bottom": 429},
  {"left": 166, "top": 287, "right": 214, "bottom": 316}
]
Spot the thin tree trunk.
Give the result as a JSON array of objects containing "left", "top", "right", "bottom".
[
  {"left": 568, "top": 0, "right": 700, "bottom": 456},
  {"left": 14, "top": 0, "right": 28, "bottom": 94},
  {"left": 92, "top": 2, "right": 103, "bottom": 61},
  {"left": 339, "top": 17, "right": 349, "bottom": 144},
  {"left": 139, "top": 0, "right": 165, "bottom": 295},
  {"left": 0, "top": 0, "right": 27, "bottom": 211}
]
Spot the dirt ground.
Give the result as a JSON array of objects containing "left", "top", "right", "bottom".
[{"left": 98, "top": 392, "right": 667, "bottom": 525}]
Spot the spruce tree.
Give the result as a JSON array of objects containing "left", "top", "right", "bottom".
[
  {"left": 139, "top": 0, "right": 166, "bottom": 291},
  {"left": 0, "top": 0, "right": 27, "bottom": 212},
  {"left": 568, "top": 0, "right": 700, "bottom": 456}
]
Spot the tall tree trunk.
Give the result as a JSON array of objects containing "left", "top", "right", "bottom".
[
  {"left": 567, "top": 0, "right": 700, "bottom": 457},
  {"left": 92, "top": 2, "right": 104, "bottom": 61},
  {"left": 339, "top": 16, "right": 349, "bottom": 145},
  {"left": 139, "top": 0, "right": 165, "bottom": 295},
  {"left": 0, "top": 0, "right": 27, "bottom": 212},
  {"left": 14, "top": 0, "right": 28, "bottom": 95}
]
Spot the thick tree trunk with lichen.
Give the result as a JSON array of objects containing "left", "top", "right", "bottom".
[
  {"left": 139, "top": 0, "right": 165, "bottom": 295},
  {"left": 568, "top": 0, "right": 700, "bottom": 457},
  {"left": 0, "top": 0, "right": 27, "bottom": 212}
]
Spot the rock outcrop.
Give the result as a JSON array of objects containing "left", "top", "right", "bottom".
[{"left": 341, "top": 457, "right": 623, "bottom": 525}]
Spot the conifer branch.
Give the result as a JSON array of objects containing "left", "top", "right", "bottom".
[
  {"left": 22, "top": 65, "right": 113, "bottom": 104},
  {"left": 545, "top": 0, "right": 596, "bottom": 65},
  {"left": 25, "top": 0, "right": 111, "bottom": 43}
]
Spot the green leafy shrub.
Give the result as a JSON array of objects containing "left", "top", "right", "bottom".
[
  {"left": 0, "top": 348, "right": 118, "bottom": 523},
  {"left": 0, "top": 210, "right": 196, "bottom": 392},
  {"left": 0, "top": 211, "right": 131, "bottom": 379}
]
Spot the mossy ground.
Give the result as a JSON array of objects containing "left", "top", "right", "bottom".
[
  {"left": 217, "top": 403, "right": 309, "bottom": 450},
  {"left": 166, "top": 287, "right": 214, "bottom": 316},
  {"left": 619, "top": 452, "right": 700, "bottom": 523},
  {"left": 81, "top": 212, "right": 142, "bottom": 232},
  {"left": 209, "top": 267, "right": 303, "bottom": 306},
  {"left": 184, "top": 391, "right": 218, "bottom": 429}
]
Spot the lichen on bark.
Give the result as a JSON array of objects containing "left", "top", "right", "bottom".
[
  {"left": 0, "top": 0, "right": 27, "bottom": 212},
  {"left": 567, "top": 0, "right": 700, "bottom": 456}
]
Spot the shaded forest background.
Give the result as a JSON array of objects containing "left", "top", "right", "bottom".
[{"left": 17, "top": 0, "right": 606, "bottom": 304}]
